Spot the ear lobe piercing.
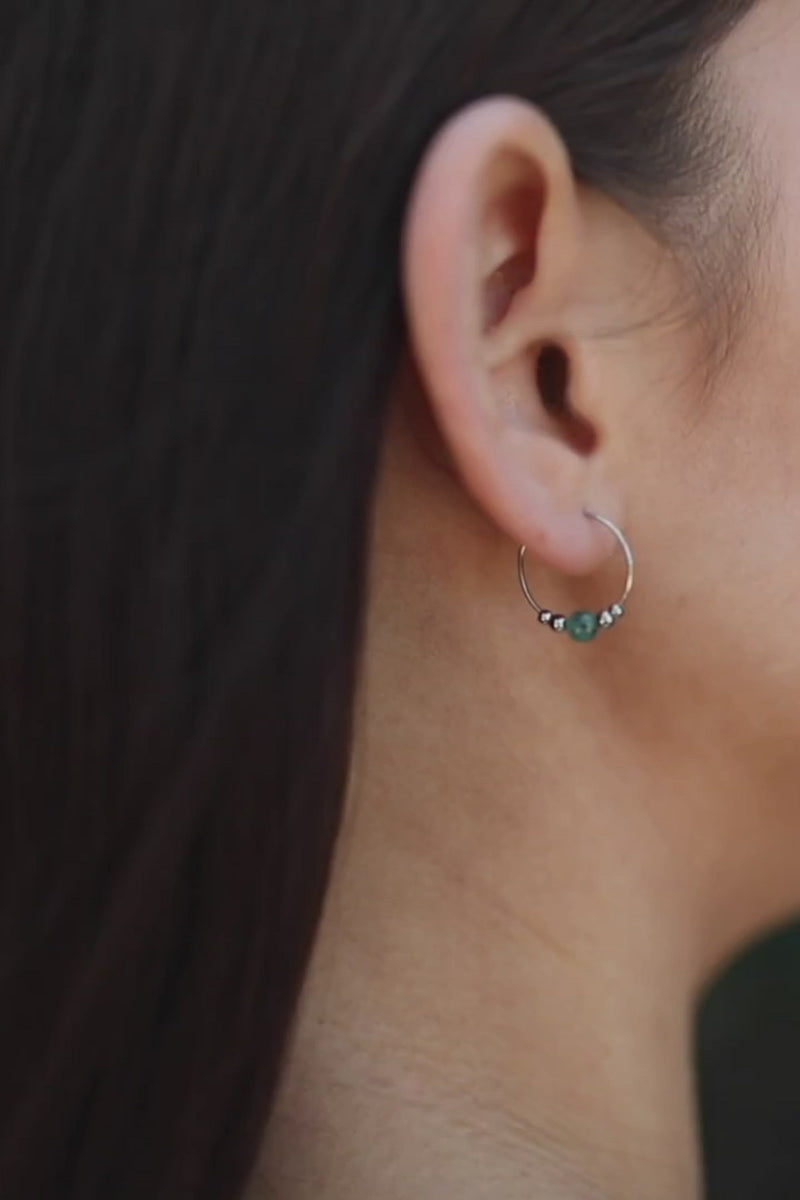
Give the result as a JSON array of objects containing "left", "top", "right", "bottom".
[{"left": 518, "top": 511, "right": 634, "bottom": 643}]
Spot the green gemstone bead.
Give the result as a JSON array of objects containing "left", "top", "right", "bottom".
[{"left": 566, "top": 611, "right": 600, "bottom": 643}]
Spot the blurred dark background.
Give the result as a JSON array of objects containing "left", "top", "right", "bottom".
[{"left": 698, "top": 921, "right": 800, "bottom": 1199}]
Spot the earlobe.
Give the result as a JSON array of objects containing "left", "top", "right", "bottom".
[{"left": 401, "top": 95, "right": 621, "bottom": 577}]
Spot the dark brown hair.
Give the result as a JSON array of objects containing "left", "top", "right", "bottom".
[{"left": 0, "top": 1, "right": 757, "bottom": 1196}]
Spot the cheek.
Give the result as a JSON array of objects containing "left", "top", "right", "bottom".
[
  {"left": 623, "top": 291, "right": 800, "bottom": 734},
  {"left": 712, "top": 241, "right": 800, "bottom": 609},
  {"left": 646, "top": 299, "right": 800, "bottom": 712},
  {"left": 707, "top": 0, "right": 800, "bottom": 634}
]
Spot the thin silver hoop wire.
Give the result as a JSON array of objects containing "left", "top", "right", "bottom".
[{"left": 517, "top": 510, "right": 634, "bottom": 618}]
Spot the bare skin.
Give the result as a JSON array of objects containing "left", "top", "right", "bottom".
[{"left": 254, "top": 3, "right": 800, "bottom": 1197}]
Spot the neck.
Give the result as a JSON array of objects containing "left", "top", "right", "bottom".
[
  {"left": 255, "top": 404, "right": 774, "bottom": 1200},
  {"left": 259, "top": 636, "right": 702, "bottom": 1194},
  {"left": 262, "top": 815, "right": 702, "bottom": 1200}
]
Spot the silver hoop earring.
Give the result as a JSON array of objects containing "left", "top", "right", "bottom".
[{"left": 518, "top": 511, "right": 634, "bottom": 643}]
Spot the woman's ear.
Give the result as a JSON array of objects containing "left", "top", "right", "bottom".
[{"left": 401, "top": 95, "right": 621, "bottom": 575}]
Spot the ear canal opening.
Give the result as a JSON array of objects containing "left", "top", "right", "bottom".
[{"left": 535, "top": 342, "right": 598, "bottom": 457}]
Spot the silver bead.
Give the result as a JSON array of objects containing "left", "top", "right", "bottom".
[
  {"left": 539, "top": 610, "right": 554, "bottom": 626},
  {"left": 610, "top": 603, "right": 626, "bottom": 620},
  {"left": 552, "top": 616, "right": 567, "bottom": 633},
  {"left": 598, "top": 610, "right": 615, "bottom": 629}
]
